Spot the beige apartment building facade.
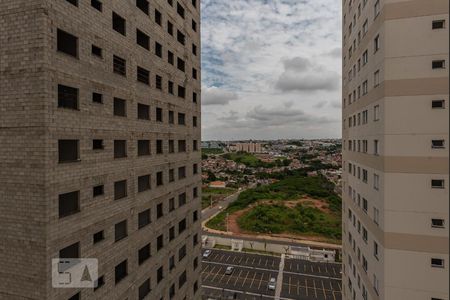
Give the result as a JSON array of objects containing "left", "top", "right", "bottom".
[
  {"left": 0, "top": 0, "right": 202, "bottom": 299},
  {"left": 342, "top": 0, "right": 449, "bottom": 300}
]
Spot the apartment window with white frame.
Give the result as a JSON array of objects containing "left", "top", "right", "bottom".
[
  {"left": 373, "top": 207, "right": 379, "bottom": 225},
  {"left": 363, "top": 198, "right": 368, "bottom": 212},
  {"left": 363, "top": 19, "right": 368, "bottom": 35},
  {"left": 374, "top": 174, "right": 379, "bottom": 190},
  {"left": 374, "top": 34, "right": 380, "bottom": 52},
  {"left": 363, "top": 140, "right": 368, "bottom": 153},
  {"left": 374, "top": 105, "right": 380, "bottom": 121},
  {"left": 362, "top": 169, "right": 368, "bottom": 183},
  {"left": 373, "top": 274, "right": 379, "bottom": 294},
  {"left": 362, "top": 227, "right": 368, "bottom": 243},
  {"left": 362, "top": 80, "right": 368, "bottom": 95},
  {"left": 374, "top": 70, "right": 380, "bottom": 87},
  {"left": 373, "top": 241, "right": 379, "bottom": 260},
  {"left": 362, "top": 50, "right": 368, "bottom": 65},
  {"left": 374, "top": 0, "right": 380, "bottom": 18},
  {"left": 374, "top": 139, "right": 379, "bottom": 155}
]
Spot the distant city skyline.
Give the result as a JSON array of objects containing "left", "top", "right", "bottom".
[{"left": 201, "top": 0, "right": 342, "bottom": 140}]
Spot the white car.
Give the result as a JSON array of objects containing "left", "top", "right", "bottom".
[
  {"left": 225, "top": 266, "right": 234, "bottom": 275},
  {"left": 268, "top": 277, "right": 276, "bottom": 290},
  {"left": 203, "top": 249, "right": 212, "bottom": 258}
]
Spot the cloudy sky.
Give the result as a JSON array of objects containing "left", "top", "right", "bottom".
[{"left": 200, "top": 0, "right": 342, "bottom": 141}]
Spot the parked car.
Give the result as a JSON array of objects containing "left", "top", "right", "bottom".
[
  {"left": 203, "top": 249, "right": 212, "bottom": 258},
  {"left": 268, "top": 277, "right": 276, "bottom": 290},
  {"left": 225, "top": 266, "right": 234, "bottom": 275}
]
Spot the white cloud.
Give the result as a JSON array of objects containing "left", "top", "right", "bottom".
[
  {"left": 201, "top": 0, "right": 342, "bottom": 140},
  {"left": 202, "top": 86, "right": 239, "bottom": 106}
]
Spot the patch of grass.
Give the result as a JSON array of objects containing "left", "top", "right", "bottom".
[
  {"left": 238, "top": 204, "right": 341, "bottom": 240},
  {"left": 202, "top": 148, "right": 224, "bottom": 155},
  {"left": 214, "top": 244, "right": 231, "bottom": 250},
  {"left": 223, "top": 152, "right": 274, "bottom": 168},
  {"left": 205, "top": 173, "right": 342, "bottom": 241},
  {"left": 242, "top": 248, "right": 280, "bottom": 256}
]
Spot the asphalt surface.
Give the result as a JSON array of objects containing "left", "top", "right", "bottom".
[{"left": 201, "top": 249, "right": 342, "bottom": 300}]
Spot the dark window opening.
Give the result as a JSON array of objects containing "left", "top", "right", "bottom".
[
  {"left": 139, "top": 278, "right": 151, "bottom": 300},
  {"left": 157, "top": 266, "right": 164, "bottom": 283},
  {"left": 113, "top": 97, "right": 126, "bottom": 116},
  {"left": 136, "top": 29, "right": 150, "bottom": 50},
  {"left": 178, "top": 86, "right": 186, "bottom": 98},
  {"left": 178, "top": 140, "right": 186, "bottom": 152},
  {"left": 178, "top": 166, "right": 186, "bottom": 179},
  {"left": 178, "top": 113, "right": 185, "bottom": 125},
  {"left": 156, "top": 107, "right": 163, "bottom": 122},
  {"left": 155, "top": 42, "right": 162, "bottom": 58},
  {"left": 114, "top": 180, "right": 127, "bottom": 200},
  {"left": 193, "top": 92, "right": 197, "bottom": 103},
  {"left": 93, "top": 230, "right": 104, "bottom": 244},
  {"left": 138, "top": 103, "right": 150, "bottom": 120},
  {"left": 138, "top": 244, "right": 151, "bottom": 265},
  {"left": 112, "top": 12, "right": 126, "bottom": 35},
  {"left": 167, "top": 21, "right": 174, "bottom": 35},
  {"left": 138, "top": 209, "right": 151, "bottom": 228},
  {"left": 94, "top": 275, "right": 105, "bottom": 290},
  {"left": 115, "top": 260, "right": 128, "bottom": 284},
  {"left": 177, "top": 30, "right": 185, "bottom": 45},
  {"left": 65, "top": 0, "right": 78, "bottom": 6},
  {"left": 114, "top": 220, "right": 127, "bottom": 242},
  {"left": 113, "top": 55, "right": 126, "bottom": 76},
  {"left": 58, "top": 139, "right": 79, "bottom": 162},
  {"left": 157, "top": 234, "right": 164, "bottom": 251},
  {"left": 59, "top": 191, "right": 80, "bottom": 218},
  {"left": 92, "top": 92, "right": 103, "bottom": 103},
  {"left": 138, "top": 140, "right": 150, "bottom": 156},
  {"left": 155, "top": 9, "right": 162, "bottom": 25},
  {"left": 432, "top": 20, "right": 445, "bottom": 29},
  {"left": 157, "top": 202, "right": 164, "bottom": 218},
  {"left": 156, "top": 140, "right": 163, "bottom": 154},
  {"left": 136, "top": 0, "right": 149, "bottom": 14},
  {"left": 91, "top": 45, "right": 102, "bottom": 57},
  {"left": 169, "top": 111, "right": 174, "bottom": 124},
  {"left": 177, "top": 58, "right": 185, "bottom": 72},
  {"left": 192, "top": 43, "right": 197, "bottom": 55},
  {"left": 169, "top": 140, "right": 175, "bottom": 153},
  {"left": 432, "top": 100, "right": 445, "bottom": 109},
  {"left": 156, "top": 75, "right": 162, "bottom": 90},
  {"left": 177, "top": 2, "right": 185, "bottom": 18},
  {"left": 93, "top": 139, "right": 104, "bottom": 150},
  {"left": 168, "top": 51, "right": 174, "bottom": 65},
  {"left": 432, "top": 60, "right": 445, "bottom": 69},
  {"left": 91, "top": 0, "right": 102, "bottom": 11},
  {"left": 138, "top": 174, "right": 151, "bottom": 192},
  {"left": 137, "top": 66, "right": 150, "bottom": 85},
  {"left": 57, "top": 29, "right": 78, "bottom": 57},
  {"left": 93, "top": 185, "right": 104, "bottom": 197},
  {"left": 59, "top": 242, "right": 80, "bottom": 258},
  {"left": 58, "top": 84, "right": 78, "bottom": 109},
  {"left": 192, "top": 19, "right": 197, "bottom": 32},
  {"left": 114, "top": 140, "right": 127, "bottom": 158},
  {"left": 156, "top": 172, "right": 163, "bottom": 186},
  {"left": 168, "top": 81, "right": 174, "bottom": 94}
]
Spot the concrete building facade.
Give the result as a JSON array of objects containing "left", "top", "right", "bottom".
[
  {"left": 342, "top": 1, "right": 449, "bottom": 300},
  {"left": 0, "top": 0, "right": 202, "bottom": 299}
]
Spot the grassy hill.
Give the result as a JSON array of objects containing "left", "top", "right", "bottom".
[{"left": 206, "top": 173, "right": 341, "bottom": 241}]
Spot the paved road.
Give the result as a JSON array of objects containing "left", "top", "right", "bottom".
[
  {"left": 202, "top": 183, "right": 259, "bottom": 221},
  {"left": 202, "top": 191, "right": 240, "bottom": 221},
  {"left": 201, "top": 249, "right": 342, "bottom": 300}
]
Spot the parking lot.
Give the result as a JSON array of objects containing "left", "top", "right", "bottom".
[{"left": 202, "top": 249, "right": 342, "bottom": 300}]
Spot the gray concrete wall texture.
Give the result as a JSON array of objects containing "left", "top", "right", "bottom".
[{"left": 0, "top": 0, "right": 202, "bottom": 299}]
